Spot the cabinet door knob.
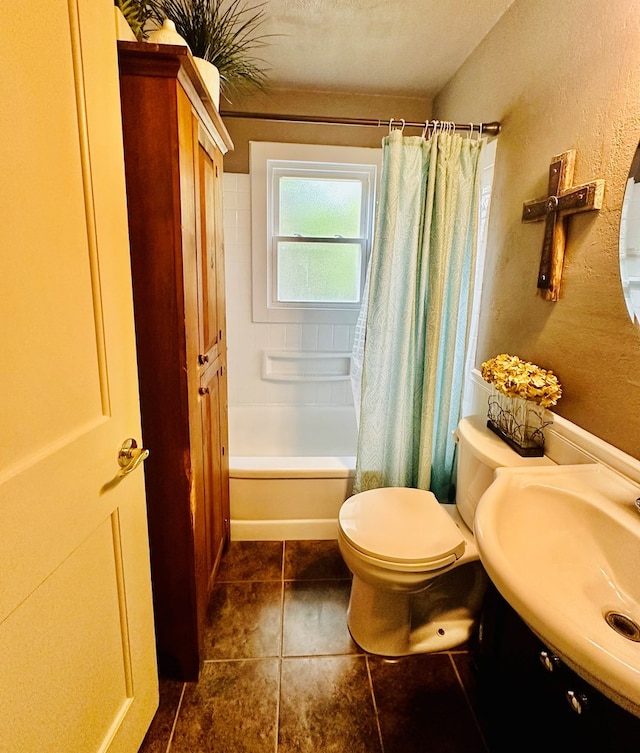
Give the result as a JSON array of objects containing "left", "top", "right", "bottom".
[
  {"left": 566, "top": 690, "right": 589, "bottom": 715},
  {"left": 199, "top": 386, "right": 210, "bottom": 395},
  {"left": 538, "top": 650, "right": 561, "bottom": 672},
  {"left": 198, "top": 353, "right": 209, "bottom": 364}
]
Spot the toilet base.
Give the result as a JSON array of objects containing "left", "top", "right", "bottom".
[{"left": 346, "top": 563, "right": 488, "bottom": 657}]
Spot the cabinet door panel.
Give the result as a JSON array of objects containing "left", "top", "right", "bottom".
[
  {"left": 199, "top": 361, "right": 229, "bottom": 591},
  {"left": 197, "top": 130, "right": 222, "bottom": 364},
  {"left": 213, "top": 148, "right": 228, "bottom": 349},
  {"left": 218, "top": 359, "right": 230, "bottom": 536}
]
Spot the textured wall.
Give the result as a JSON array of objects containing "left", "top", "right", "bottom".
[
  {"left": 435, "top": 0, "right": 640, "bottom": 459},
  {"left": 221, "top": 88, "right": 431, "bottom": 173}
]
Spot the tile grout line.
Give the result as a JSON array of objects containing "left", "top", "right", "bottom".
[
  {"left": 365, "top": 654, "right": 386, "bottom": 753},
  {"left": 153, "top": 542, "right": 491, "bottom": 753},
  {"left": 164, "top": 682, "right": 187, "bottom": 753},
  {"left": 203, "top": 656, "right": 280, "bottom": 665},
  {"left": 447, "top": 652, "right": 491, "bottom": 753},
  {"left": 276, "top": 540, "right": 286, "bottom": 752}
]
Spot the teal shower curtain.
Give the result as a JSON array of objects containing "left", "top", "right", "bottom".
[{"left": 352, "top": 128, "right": 483, "bottom": 501}]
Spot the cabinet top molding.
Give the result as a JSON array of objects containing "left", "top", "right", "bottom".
[{"left": 117, "top": 41, "right": 234, "bottom": 154}]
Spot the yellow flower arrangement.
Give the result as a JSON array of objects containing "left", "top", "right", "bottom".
[{"left": 480, "top": 353, "right": 562, "bottom": 408}]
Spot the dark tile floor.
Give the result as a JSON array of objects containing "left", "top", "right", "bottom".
[{"left": 138, "top": 540, "right": 490, "bottom": 753}]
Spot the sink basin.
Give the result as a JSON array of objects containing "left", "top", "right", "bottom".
[{"left": 475, "top": 462, "right": 640, "bottom": 716}]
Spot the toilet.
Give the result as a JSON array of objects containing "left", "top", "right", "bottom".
[{"left": 338, "top": 413, "right": 554, "bottom": 656}]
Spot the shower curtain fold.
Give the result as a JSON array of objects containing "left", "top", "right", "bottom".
[{"left": 351, "top": 129, "right": 482, "bottom": 501}]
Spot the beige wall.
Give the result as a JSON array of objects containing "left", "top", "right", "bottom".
[
  {"left": 435, "top": 0, "right": 640, "bottom": 460},
  {"left": 221, "top": 88, "right": 431, "bottom": 173}
]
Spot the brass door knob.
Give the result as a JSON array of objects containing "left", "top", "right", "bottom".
[{"left": 117, "top": 438, "right": 149, "bottom": 477}]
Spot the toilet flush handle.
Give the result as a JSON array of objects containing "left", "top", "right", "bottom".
[{"left": 452, "top": 428, "right": 459, "bottom": 444}]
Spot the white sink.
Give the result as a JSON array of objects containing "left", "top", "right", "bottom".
[{"left": 475, "top": 462, "right": 640, "bottom": 716}]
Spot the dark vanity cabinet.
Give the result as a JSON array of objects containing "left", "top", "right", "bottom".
[
  {"left": 474, "top": 584, "right": 640, "bottom": 752},
  {"left": 117, "top": 41, "right": 233, "bottom": 681}
]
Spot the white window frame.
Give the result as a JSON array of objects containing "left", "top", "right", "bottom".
[
  {"left": 462, "top": 137, "right": 497, "bottom": 418},
  {"left": 271, "top": 163, "right": 371, "bottom": 309},
  {"left": 250, "top": 142, "right": 382, "bottom": 324}
]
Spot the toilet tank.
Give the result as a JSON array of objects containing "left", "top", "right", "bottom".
[{"left": 455, "top": 414, "right": 554, "bottom": 529}]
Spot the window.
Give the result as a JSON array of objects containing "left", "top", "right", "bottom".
[
  {"left": 251, "top": 142, "right": 381, "bottom": 323},
  {"left": 462, "top": 137, "right": 497, "bottom": 418},
  {"left": 272, "top": 166, "right": 371, "bottom": 307}
]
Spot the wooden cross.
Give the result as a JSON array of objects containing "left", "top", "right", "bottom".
[{"left": 522, "top": 150, "right": 604, "bottom": 301}]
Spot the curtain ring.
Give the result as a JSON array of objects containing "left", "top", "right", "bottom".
[
  {"left": 479, "top": 123, "right": 483, "bottom": 138},
  {"left": 467, "top": 122, "right": 473, "bottom": 139},
  {"left": 388, "top": 118, "right": 395, "bottom": 134},
  {"left": 421, "top": 121, "right": 429, "bottom": 139},
  {"left": 400, "top": 119, "right": 405, "bottom": 132}
]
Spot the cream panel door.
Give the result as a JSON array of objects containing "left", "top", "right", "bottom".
[{"left": 0, "top": 1, "right": 158, "bottom": 751}]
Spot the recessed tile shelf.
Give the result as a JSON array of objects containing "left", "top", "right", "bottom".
[{"left": 261, "top": 350, "right": 352, "bottom": 381}]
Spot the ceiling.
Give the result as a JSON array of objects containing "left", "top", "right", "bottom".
[{"left": 255, "top": 0, "right": 517, "bottom": 98}]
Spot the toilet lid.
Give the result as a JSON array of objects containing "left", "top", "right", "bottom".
[{"left": 339, "top": 487, "right": 466, "bottom": 566}]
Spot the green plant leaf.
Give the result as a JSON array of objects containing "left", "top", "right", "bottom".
[
  {"left": 115, "top": 0, "right": 153, "bottom": 40},
  {"left": 146, "top": 0, "right": 275, "bottom": 96}
]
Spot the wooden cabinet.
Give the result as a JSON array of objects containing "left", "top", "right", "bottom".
[
  {"left": 117, "top": 41, "right": 233, "bottom": 681},
  {"left": 475, "top": 584, "right": 640, "bottom": 752}
]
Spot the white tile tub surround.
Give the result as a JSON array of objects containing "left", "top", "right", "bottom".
[
  {"left": 223, "top": 173, "right": 357, "bottom": 409},
  {"left": 229, "top": 404, "right": 358, "bottom": 457},
  {"left": 223, "top": 173, "right": 359, "bottom": 540},
  {"left": 228, "top": 404, "right": 357, "bottom": 540}
]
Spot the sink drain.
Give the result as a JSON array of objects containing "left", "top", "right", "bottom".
[{"left": 604, "top": 611, "right": 640, "bottom": 642}]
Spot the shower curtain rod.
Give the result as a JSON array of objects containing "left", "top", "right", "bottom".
[{"left": 219, "top": 110, "right": 501, "bottom": 136}]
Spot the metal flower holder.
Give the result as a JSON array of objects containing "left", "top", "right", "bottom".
[{"left": 486, "top": 385, "right": 551, "bottom": 457}]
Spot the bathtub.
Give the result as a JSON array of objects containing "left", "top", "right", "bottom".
[{"left": 228, "top": 405, "right": 357, "bottom": 540}]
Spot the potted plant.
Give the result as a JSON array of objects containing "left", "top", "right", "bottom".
[
  {"left": 142, "top": 0, "right": 271, "bottom": 104},
  {"left": 115, "top": 0, "right": 153, "bottom": 41}
]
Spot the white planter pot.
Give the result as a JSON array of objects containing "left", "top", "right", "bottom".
[
  {"left": 194, "top": 57, "right": 221, "bottom": 110},
  {"left": 146, "top": 18, "right": 190, "bottom": 48}
]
